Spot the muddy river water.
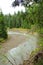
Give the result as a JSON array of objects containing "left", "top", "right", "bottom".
[{"left": 0, "top": 31, "right": 38, "bottom": 65}]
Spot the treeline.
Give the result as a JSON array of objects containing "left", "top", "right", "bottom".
[
  {"left": 0, "top": 12, "right": 8, "bottom": 40},
  {"left": 0, "top": 1, "right": 43, "bottom": 31},
  {"left": 0, "top": 0, "right": 43, "bottom": 40},
  {"left": 4, "top": 11, "right": 33, "bottom": 29},
  {"left": 3, "top": 1, "right": 43, "bottom": 32}
]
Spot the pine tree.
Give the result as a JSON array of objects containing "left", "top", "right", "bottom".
[{"left": 0, "top": 12, "right": 8, "bottom": 40}]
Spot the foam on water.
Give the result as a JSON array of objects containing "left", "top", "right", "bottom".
[{"left": 8, "top": 31, "right": 27, "bottom": 36}]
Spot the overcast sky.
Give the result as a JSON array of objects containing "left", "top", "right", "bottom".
[{"left": 0, "top": 0, "right": 25, "bottom": 15}]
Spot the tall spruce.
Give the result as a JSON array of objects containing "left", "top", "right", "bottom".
[{"left": 0, "top": 12, "right": 8, "bottom": 39}]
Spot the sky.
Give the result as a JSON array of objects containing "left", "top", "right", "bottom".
[{"left": 0, "top": 0, "right": 25, "bottom": 15}]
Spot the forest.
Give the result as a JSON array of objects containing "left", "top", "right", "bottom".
[{"left": 0, "top": 0, "right": 43, "bottom": 39}]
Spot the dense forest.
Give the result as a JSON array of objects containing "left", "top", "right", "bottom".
[
  {"left": 0, "top": 0, "right": 43, "bottom": 43},
  {"left": 0, "top": 0, "right": 43, "bottom": 37}
]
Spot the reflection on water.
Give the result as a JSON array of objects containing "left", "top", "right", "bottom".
[{"left": 6, "top": 34, "right": 37, "bottom": 65}]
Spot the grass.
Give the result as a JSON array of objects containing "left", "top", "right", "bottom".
[
  {"left": 8, "top": 28, "right": 29, "bottom": 33},
  {"left": 0, "top": 37, "right": 8, "bottom": 43},
  {"left": 0, "top": 38, "right": 5, "bottom": 43},
  {"left": 30, "top": 29, "right": 43, "bottom": 65},
  {"left": 34, "top": 33, "right": 43, "bottom": 65},
  {"left": 38, "top": 35, "right": 43, "bottom": 50}
]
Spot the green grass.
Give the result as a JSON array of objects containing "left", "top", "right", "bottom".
[
  {"left": 0, "top": 38, "right": 5, "bottom": 43},
  {"left": 38, "top": 33, "right": 43, "bottom": 50},
  {"left": 34, "top": 29, "right": 43, "bottom": 65}
]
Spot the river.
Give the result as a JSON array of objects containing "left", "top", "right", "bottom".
[{"left": 0, "top": 31, "right": 38, "bottom": 65}]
